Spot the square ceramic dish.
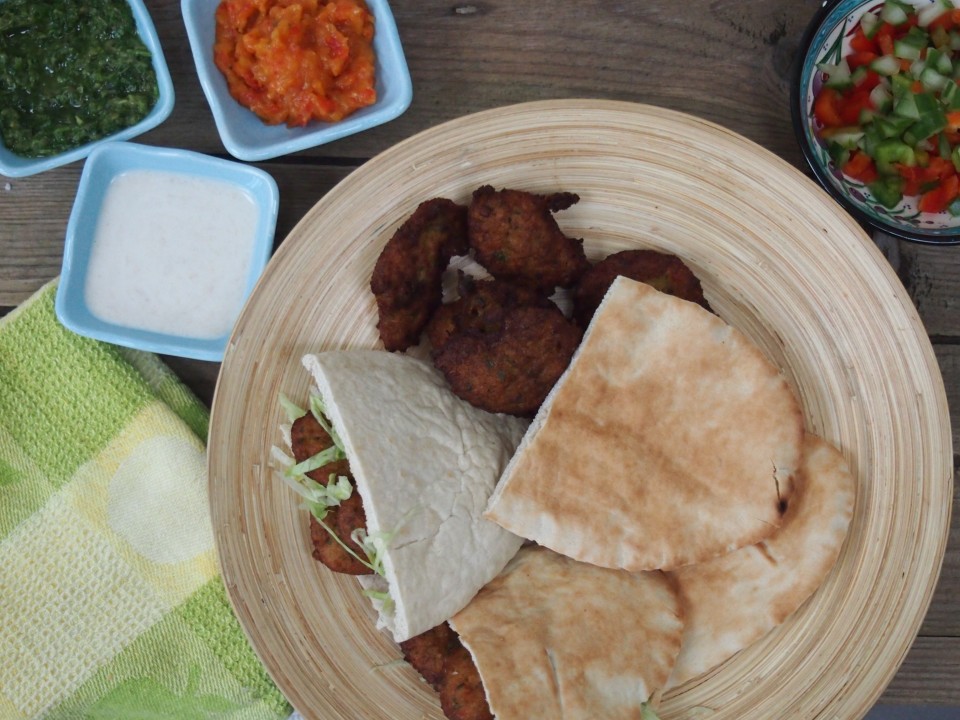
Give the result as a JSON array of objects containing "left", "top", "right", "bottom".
[
  {"left": 55, "top": 142, "right": 279, "bottom": 361},
  {"left": 0, "top": 0, "right": 175, "bottom": 179},
  {"left": 181, "top": 0, "right": 413, "bottom": 161}
]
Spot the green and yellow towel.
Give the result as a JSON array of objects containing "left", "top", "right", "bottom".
[{"left": 0, "top": 281, "right": 290, "bottom": 719}]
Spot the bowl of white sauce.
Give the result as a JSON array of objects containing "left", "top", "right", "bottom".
[{"left": 56, "top": 141, "right": 279, "bottom": 360}]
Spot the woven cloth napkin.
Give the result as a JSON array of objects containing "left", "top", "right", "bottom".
[{"left": 0, "top": 281, "right": 290, "bottom": 720}]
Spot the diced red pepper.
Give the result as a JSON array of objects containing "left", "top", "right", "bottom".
[
  {"left": 838, "top": 89, "right": 874, "bottom": 126},
  {"left": 919, "top": 173, "right": 960, "bottom": 212},
  {"left": 814, "top": 87, "right": 844, "bottom": 127},
  {"left": 928, "top": 11, "right": 955, "bottom": 32},
  {"left": 850, "top": 25, "right": 879, "bottom": 53},
  {"left": 877, "top": 32, "right": 895, "bottom": 57},
  {"left": 855, "top": 70, "right": 883, "bottom": 92},
  {"left": 842, "top": 152, "right": 879, "bottom": 183},
  {"left": 846, "top": 51, "right": 880, "bottom": 69}
]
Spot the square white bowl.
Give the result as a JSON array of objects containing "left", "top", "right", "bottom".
[
  {"left": 181, "top": 0, "right": 413, "bottom": 161},
  {"left": 0, "top": 0, "right": 175, "bottom": 179},
  {"left": 55, "top": 141, "right": 279, "bottom": 361}
]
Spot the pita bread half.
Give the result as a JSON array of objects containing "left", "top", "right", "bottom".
[
  {"left": 302, "top": 351, "right": 527, "bottom": 642},
  {"left": 665, "top": 432, "right": 856, "bottom": 690},
  {"left": 449, "top": 545, "right": 684, "bottom": 720},
  {"left": 485, "top": 276, "right": 804, "bottom": 572}
]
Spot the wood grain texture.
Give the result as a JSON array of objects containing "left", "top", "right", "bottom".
[
  {"left": 207, "top": 101, "right": 952, "bottom": 719},
  {"left": 880, "top": 637, "right": 960, "bottom": 705},
  {"left": 134, "top": 0, "right": 817, "bottom": 162}
]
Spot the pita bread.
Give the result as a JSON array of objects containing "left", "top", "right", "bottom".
[
  {"left": 485, "top": 276, "right": 804, "bottom": 572},
  {"left": 302, "top": 351, "right": 527, "bottom": 642},
  {"left": 665, "top": 432, "right": 856, "bottom": 689},
  {"left": 449, "top": 545, "right": 683, "bottom": 720}
]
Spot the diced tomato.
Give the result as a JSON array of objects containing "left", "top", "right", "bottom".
[
  {"left": 929, "top": 12, "right": 955, "bottom": 32},
  {"left": 927, "top": 156, "right": 954, "bottom": 181},
  {"left": 855, "top": 70, "right": 882, "bottom": 92},
  {"left": 814, "top": 87, "right": 844, "bottom": 127},
  {"left": 846, "top": 51, "right": 879, "bottom": 69},
  {"left": 953, "top": 9, "right": 960, "bottom": 25},
  {"left": 838, "top": 89, "right": 874, "bottom": 125},
  {"left": 911, "top": 79, "right": 924, "bottom": 93},
  {"left": 919, "top": 173, "right": 960, "bottom": 212},
  {"left": 947, "top": 111, "right": 960, "bottom": 132},
  {"left": 876, "top": 21, "right": 896, "bottom": 42},
  {"left": 842, "top": 152, "right": 879, "bottom": 183},
  {"left": 877, "top": 32, "right": 895, "bottom": 56},
  {"left": 850, "top": 25, "right": 879, "bottom": 53}
]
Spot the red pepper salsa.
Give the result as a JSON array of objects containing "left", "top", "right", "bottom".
[
  {"left": 214, "top": 0, "right": 377, "bottom": 127},
  {"left": 812, "top": 0, "right": 960, "bottom": 214}
]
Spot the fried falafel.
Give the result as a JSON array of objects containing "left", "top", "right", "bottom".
[
  {"left": 371, "top": 198, "right": 469, "bottom": 351},
  {"left": 572, "top": 248, "right": 710, "bottom": 327},
  {"left": 291, "top": 412, "right": 371, "bottom": 575},
  {"left": 467, "top": 185, "right": 589, "bottom": 291},
  {"left": 432, "top": 304, "right": 583, "bottom": 417}
]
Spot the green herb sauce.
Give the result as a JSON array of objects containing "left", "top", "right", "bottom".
[{"left": 0, "top": 0, "right": 159, "bottom": 158}]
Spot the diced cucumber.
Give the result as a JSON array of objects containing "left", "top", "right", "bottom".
[
  {"left": 818, "top": 58, "right": 853, "bottom": 88},
  {"left": 877, "top": 115, "right": 914, "bottom": 138},
  {"left": 894, "top": 91, "right": 921, "bottom": 119},
  {"left": 871, "top": 54, "right": 903, "bottom": 76},
  {"left": 921, "top": 66, "right": 950, "bottom": 92},
  {"left": 870, "top": 82, "right": 894, "bottom": 112},
  {"left": 860, "top": 10, "right": 881, "bottom": 38},
  {"left": 895, "top": 39, "right": 923, "bottom": 60},
  {"left": 881, "top": 0, "right": 910, "bottom": 25},
  {"left": 823, "top": 127, "right": 866, "bottom": 149},
  {"left": 918, "top": 2, "right": 949, "bottom": 27}
]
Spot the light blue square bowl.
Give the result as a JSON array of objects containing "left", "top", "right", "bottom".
[
  {"left": 181, "top": 0, "right": 412, "bottom": 161},
  {"left": 0, "top": 0, "right": 175, "bottom": 179},
  {"left": 55, "top": 141, "right": 279, "bottom": 361}
]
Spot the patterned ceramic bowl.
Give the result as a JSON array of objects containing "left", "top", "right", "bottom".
[{"left": 792, "top": 0, "right": 960, "bottom": 244}]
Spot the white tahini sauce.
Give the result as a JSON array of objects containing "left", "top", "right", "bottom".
[{"left": 84, "top": 169, "right": 260, "bottom": 339}]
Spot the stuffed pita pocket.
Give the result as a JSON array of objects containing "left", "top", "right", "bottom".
[
  {"left": 486, "top": 276, "right": 804, "bottom": 571},
  {"left": 276, "top": 350, "right": 527, "bottom": 642},
  {"left": 665, "top": 432, "right": 856, "bottom": 689},
  {"left": 449, "top": 545, "right": 684, "bottom": 720}
]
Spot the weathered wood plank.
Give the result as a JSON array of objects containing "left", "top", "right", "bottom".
[
  {"left": 140, "top": 0, "right": 820, "bottom": 166},
  {"left": 899, "top": 243, "right": 960, "bottom": 337},
  {"left": 880, "top": 636, "right": 960, "bottom": 705}
]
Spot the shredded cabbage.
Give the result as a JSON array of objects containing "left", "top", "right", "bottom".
[
  {"left": 640, "top": 702, "right": 661, "bottom": 720},
  {"left": 279, "top": 393, "right": 307, "bottom": 423},
  {"left": 350, "top": 527, "right": 396, "bottom": 577},
  {"left": 287, "top": 445, "right": 345, "bottom": 477},
  {"left": 309, "top": 394, "right": 345, "bottom": 452},
  {"left": 362, "top": 588, "right": 395, "bottom": 616}
]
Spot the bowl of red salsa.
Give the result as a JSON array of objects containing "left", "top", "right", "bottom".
[
  {"left": 181, "top": 0, "right": 412, "bottom": 162},
  {"left": 793, "top": 0, "right": 960, "bottom": 243}
]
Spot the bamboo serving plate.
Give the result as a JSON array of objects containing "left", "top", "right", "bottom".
[{"left": 207, "top": 99, "right": 953, "bottom": 719}]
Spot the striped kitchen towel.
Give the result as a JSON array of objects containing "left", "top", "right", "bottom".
[{"left": 0, "top": 280, "right": 289, "bottom": 719}]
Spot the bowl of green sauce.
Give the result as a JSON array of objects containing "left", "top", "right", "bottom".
[{"left": 0, "top": 0, "right": 174, "bottom": 178}]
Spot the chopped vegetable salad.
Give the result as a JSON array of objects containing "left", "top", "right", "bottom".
[{"left": 814, "top": 0, "right": 960, "bottom": 214}]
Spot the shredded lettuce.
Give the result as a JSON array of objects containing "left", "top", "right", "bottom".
[
  {"left": 362, "top": 588, "right": 395, "bottom": 616},
  {"left": 279, "top": 393, "right": 307, "bottom": 423},
  {"left": 350, "top": 527, "right": 398, "bottom": 577},
  {"left": 309, "top": 394, "right": 345, "bottom": 452},
  {"left": 640, "top": 702, "right": 661, "bottom": 720},
  {"left": 287, "top": 445, "right": 346, "bottom": 477}
]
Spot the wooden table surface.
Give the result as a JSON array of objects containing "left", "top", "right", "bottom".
[{"left": 2, "top": 0, "right": 957, "bottom": 710}]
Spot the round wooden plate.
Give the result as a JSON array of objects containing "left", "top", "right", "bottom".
[{"left": 207, "top": 100, "right": 953, "bottom": 719}]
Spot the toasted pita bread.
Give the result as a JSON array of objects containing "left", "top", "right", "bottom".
[
  {"left": 302, "top": 351, "right": 527, "bottom": 642},
  {"left": 449, "top": 545, "right": 683, "bottom": 720},
  {"left": 485, "top": 276, "right": 804, "bottom": 572},
  {"left": 665, "top": 432, "right": 856, "bottom": 689}
]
